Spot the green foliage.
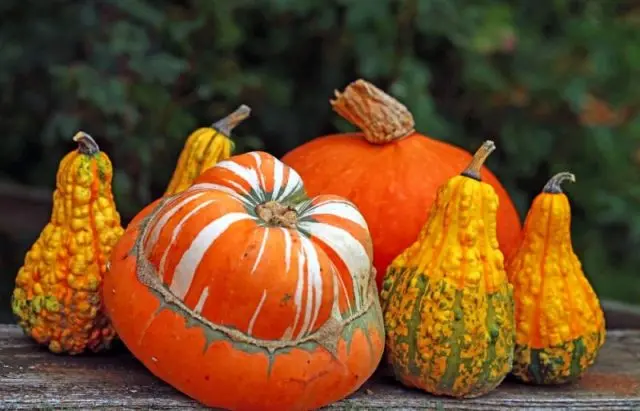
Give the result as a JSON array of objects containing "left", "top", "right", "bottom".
[{"left": 0, "top": 0, "right": 638, "bottom": 303}]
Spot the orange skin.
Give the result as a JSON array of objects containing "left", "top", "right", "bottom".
[
  {"left": 104, "top": 151, "right": 384, "bottom": 411},
  {"left": 282, "top": 132, "right": 522, "bottom": 292}
]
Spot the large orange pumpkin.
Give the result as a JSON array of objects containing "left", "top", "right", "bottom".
[
  {"left": 282, "top": 79, "right": 522, "bottom": 291},
  {"left": 103, "top": 151, "right": 385, "bottom": 411}
]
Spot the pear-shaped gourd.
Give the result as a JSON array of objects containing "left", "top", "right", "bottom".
[
  {"left": 506, "top": 172, "right": 606, "bottom": 384},
  {"left": 11, "top": 132, "right": 124, "bottom": 354},
  {"left": 380, "top": 140, "right": 515, "bottom": 398}
]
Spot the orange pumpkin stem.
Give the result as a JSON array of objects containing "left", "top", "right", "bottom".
[
  {"left": 542, "top": 171, "right": 576, "bottom": 194},
  {"left": 212, "top": 104, "right": 252, "bottom": 135},
  {"left": 72, "top": 131, "right": 100, "bottom": 155},
  {"left": 255, "top": 201, "right": 298, "bottom": 228},
  {"left": 461, "top": 140, "right": 496, "bottom": 180},
  {"left": 330, "top": 79, "right": 415, "bottom": 144}
]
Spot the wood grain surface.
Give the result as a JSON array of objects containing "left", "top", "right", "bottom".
[{"left": 1, "top": 325, "right": 639, "bottom": 410}]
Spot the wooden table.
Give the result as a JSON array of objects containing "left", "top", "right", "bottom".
[{"left": 1, "top": 324, "right": 639, "bottom": 410}]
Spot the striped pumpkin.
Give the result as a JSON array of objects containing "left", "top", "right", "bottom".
[{"left": 103, "top": 151, "right": 385, "bottom": 411}]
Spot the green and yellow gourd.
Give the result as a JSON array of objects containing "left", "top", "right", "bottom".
[
  {"left": 11, "top": 132, "right": 124, "bottom": 354},
  {"left": 506, "top": 172, "right": 606, "bottom": 385},
  {"left": 380, "top": 140, "right": 515, "bottom": 398}
]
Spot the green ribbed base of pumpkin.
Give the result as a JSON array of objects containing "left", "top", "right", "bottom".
[{"left": 511, "top": 331, "right": 605, "bottom": 385}]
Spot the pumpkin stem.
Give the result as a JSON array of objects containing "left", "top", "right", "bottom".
[
  {"left": 330, "top": 79, "right": 415, "bottom": 145},
  {"left": 461, "top": 140, "right": 496, "bottom": 181},
  {"left": 255, "top": 201, "right": 298, "bottom": 228},
  {"left": 212, "top": 104, "right": 251, "bottom": 136},
  {"left": 73, "top": 131, "right": 100, "bottom": 155},
  {"left": 542, "top": 171, "right": 576, "bottom": 194}
]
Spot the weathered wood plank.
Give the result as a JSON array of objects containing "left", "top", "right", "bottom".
[{"left": 1, "top": 325, "right": 639, "bottom": 410}]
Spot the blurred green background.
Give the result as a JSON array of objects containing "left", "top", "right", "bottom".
[{"left": 0, "top": 0, "right": 638, "bottom": 323}]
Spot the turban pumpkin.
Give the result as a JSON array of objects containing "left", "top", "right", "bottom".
[{"left": 103, "top": 151, "right": 385, "bottom": 410}]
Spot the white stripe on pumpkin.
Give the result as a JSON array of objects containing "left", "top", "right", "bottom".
[
  {"left": 296, "top": 242, "right": 314, "bottom": 339},
  {"left": 271, "top": 158, "right": 285, "bottom": 200},
  {"left": 194, "top": 286, "right": 209, "bottom": 314},
  {"left": 216, "top": 160, "right": 264, "bottom": 202},
  {"left": 300, "top": 236, "right": 324, "bottom": 335},
  {"left": 291, "top": 240, "right": 305, "bottom": 338},
  {"left": 143, "top": 192, "right": 206, "bottom": 254},
  {"left": 282, "top": 228, "right": 292, "bottom": 273},
  {"left": 170, "top": 212, "right": 254, "bottom": 299},
  {"left": 250, "top": 152, "right": 267, "bottom": 191},
  {"left": 298, "top": 221, "right": 370, "bottom": 309},
  {"left": 189, "top": 183, "right": 252, "bottom": 206},
  {"left": 278, "top": 166, "right": 303, "bottom": 200},
  {"left": 247, "top": 289, "right": 268, "bottom": 335},
  {"left": 158, "top": 199, "right": 216, "bottom": 277},
  {"left": 250, "top": 228, "right": 270, "bottom": 275},
  {"left": 332, "top": 262, "right": 353, "bottom": 314},
  {"left": 304, "top": 200, "right": 369, "bottom": 230}
]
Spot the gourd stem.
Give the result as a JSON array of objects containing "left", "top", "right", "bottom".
[
  {"left": 212, "top": 104, "right": 251, "bottom": 135},
  {"left": 73, "top": 131, "right": 100, "bottom": 155},
  {"left": 461, "top": 140, "right": 496, "bottom": 181},
  {"left": 542, "top": 171, "right": 576, "bottom": 194},
  {"left": 330, "top": 79, "right": 415, "bottom": 145}
]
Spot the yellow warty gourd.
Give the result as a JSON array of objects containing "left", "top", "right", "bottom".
[
  {"left": 380, "top": 140, "right": 515, "bottom": 398},
  {"left": 506, "top": 171, "right": 606, "bottom": 384},
  {"left": 11, "top": 132, "right": 124, "bottom": 354}
]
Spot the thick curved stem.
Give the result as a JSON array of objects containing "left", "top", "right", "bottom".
[
  {"left": 212, "top": 104, "right": 251, "bottom": 135},
  {"left": 330, "top": 79, "right": 415, "bottom": 145},
  {"left": 72, "top": 131, "right": 100, "bottom": 155},
  {"left": 542, "top": 171, "right": 576, "bottom": 194},
  {"left": 461, "top": 140, "right": 496, "bottom": 181}
]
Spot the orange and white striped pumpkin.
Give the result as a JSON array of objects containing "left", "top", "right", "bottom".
[{"left": 103, "top": 151, "right": 385, "bottom": 411}]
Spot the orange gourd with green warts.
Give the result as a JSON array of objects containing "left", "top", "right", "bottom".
[
  {"left": 506, "top": 172, "right": 606, "bottom": 385},
  {"left": 11, "top": 132, "right": 124, "bottom": 354},
  {"left": 380, "top": 140, "right": 515, "bottom": 398},
  {"left": 164, "top": 105, "right": 251, "bottom": 196}
]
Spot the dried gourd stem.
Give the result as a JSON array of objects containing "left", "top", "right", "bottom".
[
  {"left": 542, "top": 171, "right": 576, "bottom": 194},
  {"left": 461, "top": 140, "right": 496, "bottom": 181},
  {"left": 330, "top": 79, "right": 415, "bottom": 145},
  {"left": 212, "top": 104, "right": 252, "bottom": 135},
  {"left": 72, "top": 131, "right": 100, "bottom": 155}
]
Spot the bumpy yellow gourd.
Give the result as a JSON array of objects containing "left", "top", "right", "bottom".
[
  {"left": 164, "top": 105, "right": 251, "bottom": 195},
  {"left": 11, "top": 132, "right": 124, "bottom": 354},
  {"left": 506, "top": 172, "right": 606, "bottom": 385},
  {"left": 380, "top": 140, "right": 515, "bottom": 398}
]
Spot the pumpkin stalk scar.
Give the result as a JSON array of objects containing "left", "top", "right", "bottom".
[
  {"left": 330, "top": 78, "right": 415, "bottom": 144},
  {"left": 255, "top": 200, "right": 298, "bottom": 228}
]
